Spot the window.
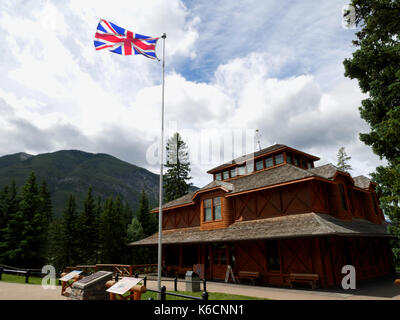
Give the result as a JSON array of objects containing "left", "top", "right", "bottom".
[
  {"left": 302, "top": 158, "right": 308, "bottom": 168},
  {"left": 294, "top": 156, "right": 299, "bottom": 166},
  {"left": 338, "top": 184, "right": 348, "bottom": 210},
  {"left": 286, "top": 152, "right": 292, "bottom": 164},
  {"left": 246, "top": 162, "right": 254, "bottom": 174},
  {"left": 256, "top": 159, "right": 264, "bottom": 171},
  {"left": 213, "top": 197, "right": 222, "bottom": 220},
  {"left": 238, "top": 166, "right": 246, "bottom": 175},
  {"left": 215, "top": 173, "right": 222, "bottom": 181},
  {"left": 265, "top": 157, "right": 273, "bottom": 168},
  {"left": 204, "top": 197, "right": 222, "bottom": 221},
  {"left": 230, "top": 167, "right": 237, "bottom": 178},
  {"left": 308, "top": 160, "right": 313, "bottom": 169},
  {"left": 204, "top": 199, "right": 212, "bottom": 221},
  {"left": 223, "top": 170, "right": 229, "bottom": 180},
  {"left": 275, "top": 153, "right": 284, "bottom": 165},
  {"left": 267, "top": 241, "right": 281, "bottom": 271}
]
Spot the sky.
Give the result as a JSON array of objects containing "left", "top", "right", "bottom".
[{"left": 0, "top": 0, "right": 386, "bottom": 187}]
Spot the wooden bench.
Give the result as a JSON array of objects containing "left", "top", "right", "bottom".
[
  {"left": 237, "top": 271, "right": 260, "bottom": 285},
  {"left": 289, "top": 273, "right": 319, "bottom": 289}
]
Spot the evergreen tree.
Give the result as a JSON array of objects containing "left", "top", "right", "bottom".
[
  {"left": 164, "top": 132, "right": 192, "bottom": 202},
  {"left": 98, "top": 196, "right": 127, "bottom": 263},
  {"left": 5, "top": 172, "right": 47, "bottom": 268},
  {"left": 343, "top": 0, "right": 400, "bottom": 265},
  {"left": 39, "top": 180, "right": 53, "bottom": 224},
  {"left": 46, "top": 217, "right": 64, "bottom": 272},
  {"left": 136, "top": 190, "right": 155, "bottom": 237},
  {"left": 336, "top": 147, "right": 353, "bottom": 172},
  {"left": 61, "top": 195, "right": 80, "bottom": 267},
  {"left": 77, "top": 187, "right": 99, "bottom": 264},
  {"left": 127, "top": 217, "right": 144, "bottom": 243}
]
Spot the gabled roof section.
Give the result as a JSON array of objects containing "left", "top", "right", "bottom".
[
  {"left": 207, "top": 143, "right": 320, "bottom": 174},
  {"left": 191, "top": 180, "right": 234, "bottom": 199},
  {"left": 308, "top": 163, "right": 355, "bottom": 184},
  {"left": 227, "top": 163, "right": 320, "bottom": 196},
  {"left": 353, "top": 175, "right": 375, "bottom": 189}
]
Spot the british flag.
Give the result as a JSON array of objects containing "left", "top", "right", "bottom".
[{"left": 94, "top": 19, "right": 159, "bottom": 60}]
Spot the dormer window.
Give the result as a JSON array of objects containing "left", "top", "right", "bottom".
[
  {"left": 294, "top": 155, "right": 299, "bottom": 166},
  {"left": 275, "top": 153, "right": 284, "bottom": 165},
  {"left": 230, "top": 168, "right": 237, "bottom": 178},
  {"left": 265, "top": 157, "right": 273, "bottom": 168},
  {"left": 256, "top": 159, "right": 264, "bottom": 171},
  {"left": 286, "top": 152, "right": 292, "bottom": 164},
  {"left": 204, "top": 197, "right": 222, "bottom": 221},
  {"left": 246, "top": 162, "right": 254, "bottom": 174},
  {"left": 215, "top": 173, "right": 222, "bottom": 181},
  {"left": 238, "top": 166, "right": 246, "bottom": 175},
  {"left": 223, "top": 170, "right": 229, "bottom": 180}
]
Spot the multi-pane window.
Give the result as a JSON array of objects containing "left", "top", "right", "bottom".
[
  {"left": 230, "top": 167, "right": 237, "bottom": 178},
  {"left": 204, "top": 199, "right": 212, "bottom": 221},
  {"left": 275, "top": 153, "right": 284, "bottom": 165},
  {"left": 265, "top": 157, "right": 273, "bottom": 168},
  {"left": 223, "top": 170, "right": 229, "bottom": 180},
  {"left": 255, "top": 159, "right": 264, "bottom": 171},
  {"left": 213, "top": 197, "right": 222, "bottom": 220},
  {"left": 246, "top": 162, "right": 254, "bottom": 174},
  {"left": 215, "top": 173, "right": 222, "bottom": 181},
  {"left": 302, "top": 158, "right": 308, "bottom": 168},
  {"left": 286, "top": 152, "right": 292, "bottom": 164},
  {"left": 238, "top": 166, "right": 246, "bottom": 175},
  {"left": 204, "top": 197, "right": 222, "bottom": 221}
]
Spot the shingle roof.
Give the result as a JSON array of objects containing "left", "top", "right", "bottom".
[
  {"left": 308, "top": 163, "right": 339, "bottom": 179},
  {"left": 353, "top": 175, "right": 373, "bottom": 189},
  {"left": 129, "top": 212, "right": 391, "bottom": 246}
]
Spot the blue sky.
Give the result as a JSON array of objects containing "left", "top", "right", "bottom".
[{"left": 0, "top": 0, "right": 385, "bottom": 187}]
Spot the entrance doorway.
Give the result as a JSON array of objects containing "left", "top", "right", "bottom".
[{"left": 211, "top": 243, "right": 228, "bottom": 279}]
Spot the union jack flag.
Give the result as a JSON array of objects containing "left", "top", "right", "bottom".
[{"left": 94, "top": 19, "right": 159, "bottom": 60}]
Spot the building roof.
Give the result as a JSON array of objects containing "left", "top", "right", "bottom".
[
  {"left": 353, "top": 175, "right": 374, "bottom": 189},
  {"left": 152, "top": 162, "right": 374, "bottom": 212},
  {"left": 207, "top": 144, "right": 320, "bottom": 174},
  {"left": 129, "top": 212, "right": 391, "bottom": 246}
]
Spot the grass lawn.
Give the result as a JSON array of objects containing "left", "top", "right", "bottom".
[
  {"left": 0, "top": 273, "right": 60, "bottom": 286},
  {"left": 140, "top": 290, "right": 266, "bottom": 300}
]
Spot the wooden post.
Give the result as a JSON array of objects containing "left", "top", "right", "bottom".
[
  {"left": 174, "top": 277, "right": 178, "bottom": 291},
  {"left": 160, "top": 285, "right": 166, "bottom": 300},
  {"left": 25, "top": 269, "right": 30, "bottom": 284}
]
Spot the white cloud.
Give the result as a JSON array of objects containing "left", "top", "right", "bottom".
[{"left": 0, "top": 0, "right": 385, "bottom": 189}]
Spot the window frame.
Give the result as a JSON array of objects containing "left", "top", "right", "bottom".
[
  {"left": 275, "top": 153, "right": 284, "bottom": 165},
  {"left": 203, "top": 196, "right": 222, "bottom": 222}
]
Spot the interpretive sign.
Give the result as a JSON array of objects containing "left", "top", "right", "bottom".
[
  {"left": 59, "top": 270, "right": 82, "bottom": 282},
  {"left": 106, "top": 277, "right": 143, "bottom": 295},
  {"left": 76, "top": 271, "right": 108, "bottom": 285}
]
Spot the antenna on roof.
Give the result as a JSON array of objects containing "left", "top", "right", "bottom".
[{"left": 255, "top": 129, "right": 262, "bottom": 151}]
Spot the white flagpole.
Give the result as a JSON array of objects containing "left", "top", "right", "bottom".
[{"left": 157, "top": 32, "right": 166, "bottom": 299}]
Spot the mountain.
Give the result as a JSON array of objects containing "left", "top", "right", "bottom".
[{"left": 0, "top": 150, "right": 161, "bottom": 216}]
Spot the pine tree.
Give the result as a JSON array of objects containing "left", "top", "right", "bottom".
[
  {"left": 61, "top": 195, "right": 80, "bottom": 267},
  {"left": 98, "top": 196, "right": 127, "bottom": 264},
  {"left": 39, "top": 180, "right": 53, "bottom": 224},
  {"left": 336, "top": 147, "right": 353, "bottom": 172},
  {"left": 136, "top": 190, "right": 155, "bottom": 237},
  {"left": 77, "top": 187, "right": 99, "bottom": 264},
  {"left": 164, "top": 132, "right": 192, "bottom": 202},
  {"left": 127, "top": 217, "right": 144, "bottom": 243}
]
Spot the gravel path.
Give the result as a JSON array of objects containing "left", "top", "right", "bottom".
[{"left": 0, "top": 277, "right": 399, "bottom": 300}]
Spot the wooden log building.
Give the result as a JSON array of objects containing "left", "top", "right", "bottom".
[{"left": 129, "top": 144, "right": 395, "bottom": 288}]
